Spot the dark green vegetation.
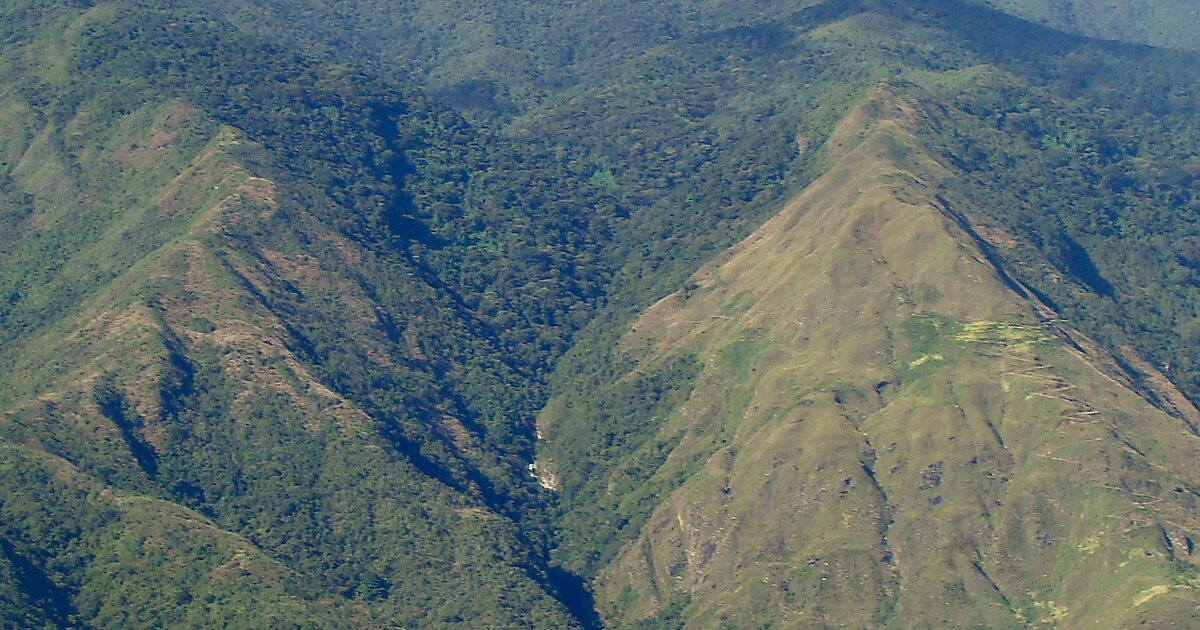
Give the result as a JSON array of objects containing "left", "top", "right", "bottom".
[
  {"left": 0, "top": 0, "right": 1198, "bottom": 627},
  {"left": 205, "top": 0, "right": 817, "bottom": 115},
  {"left": 0, "top": 0, "right": 597, "bottom": 625}
]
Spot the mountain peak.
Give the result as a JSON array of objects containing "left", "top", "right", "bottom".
[{"left": 543, "top": 86, "right": 1200, "bottom": 627}]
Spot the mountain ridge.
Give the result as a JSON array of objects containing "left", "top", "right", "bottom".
[
  {"left": 1, "top": 0, "right": 1199, "bottom": 626},
  {"left": 540, "top": 85, "right": 1200, "bottom": 628},
  {"left": 0, "top": 2, "right": 595, "bottom": 625}
]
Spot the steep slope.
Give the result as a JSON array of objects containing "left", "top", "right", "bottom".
[
  {"left": 0, "top": 2, "right": 592, "bottom": 626},
  {"left": 540, "top": 87, "right": 1200, "bottom": 628},
  {"left": 0, "top": 116, "right": 574, "bottom": 627},
  {"left": 3, "top": 0, "right": 1200, "bottom": 626},
  {"left": 155, "top": 0, "right": 1200, "bottom": 409}
]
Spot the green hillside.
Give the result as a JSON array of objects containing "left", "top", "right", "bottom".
[
  {"left": 195, "top": 0, "right": 1200, "bottom": 412},
  {"left": 541, "top": 86, "right": 1200, "bottom": 627},
  {"left": 201, "top": 0, "right": 820, "bottom": 114},
  {"left": 0, "top": 0, "right": 1198, "bottom": 627},
  {"left": 0, "top": 1, "right": 590, "bottom": 625}
]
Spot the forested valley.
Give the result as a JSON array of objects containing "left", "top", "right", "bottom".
[{"left": 1, "top": 0, "right": 1199, "bottom": 627}]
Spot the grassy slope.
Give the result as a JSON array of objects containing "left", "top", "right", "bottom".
[{"left": 541, "top": 87, "right": 1200, "bottom": 628}]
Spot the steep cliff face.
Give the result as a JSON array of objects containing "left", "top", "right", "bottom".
[{"left": 541, "top": 88, "right": 1200, "bottom": 628}]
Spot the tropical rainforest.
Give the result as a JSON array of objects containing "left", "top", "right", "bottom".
[{"left": 0, "top": 0, "right": 1198, "bottom": 627}]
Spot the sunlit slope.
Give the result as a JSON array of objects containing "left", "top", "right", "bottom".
[{"left": 541, "top": 87, "right": 1200, "bottom": 628}]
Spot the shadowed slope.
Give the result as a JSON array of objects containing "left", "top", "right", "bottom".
[{"left": 541, "top": 87, "right": 1200, "bottom": 628}]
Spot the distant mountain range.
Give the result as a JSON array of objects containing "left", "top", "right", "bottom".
[{"left": 980, "top": 0, "right": 1200, "bottom": 49}]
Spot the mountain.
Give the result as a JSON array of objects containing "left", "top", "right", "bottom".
[
  {"left": 0, "top": 1, "right": 599, "bottom": 626},
  {"left": 201, "top": 0, "right": 819, "bottom": 114},
  {"left": 540, "top": 85, "right": 1200, "bottom": 627},
  {"left": 0, "top": 0, "right": 1198, "bottom": 628},
  {"left": 978, "top": 0, "right": 1200, "bottom": 50},
  {"left": 200, "top": 0, "right": 1200, "bottom": 410}
]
